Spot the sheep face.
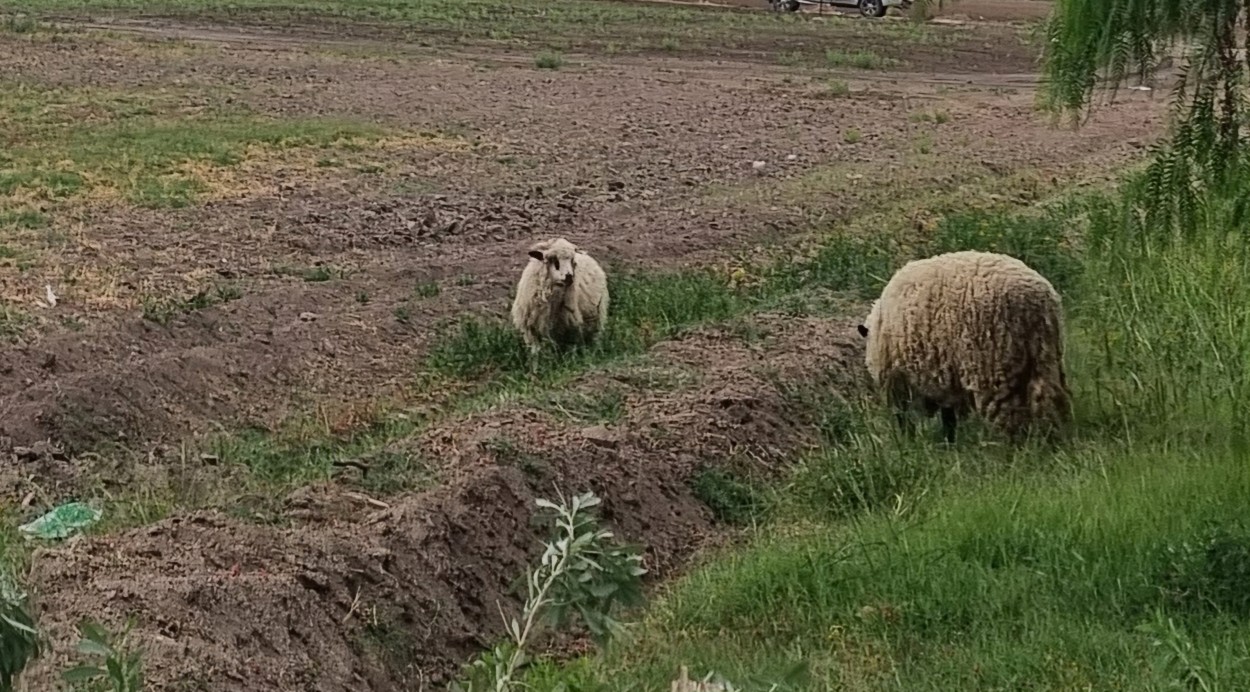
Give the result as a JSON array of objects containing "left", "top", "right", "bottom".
[{"left": 528, "top": 239, "right": 579, "bottom": 290}]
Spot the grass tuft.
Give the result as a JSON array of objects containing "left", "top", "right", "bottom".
[
  {"left": 141, "top": 284, "right": 243, "bottom": 324},
  {"left": 427, "top": 269, "right": 751, "bottom": 379},
  {"left": 824, "top": 49, "right": 901, "bottom": 70},
  {"left": 534, "top": 51, "right": 564, "bottom": 69}
]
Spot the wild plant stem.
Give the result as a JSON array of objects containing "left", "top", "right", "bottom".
[{"left": 495, "top": 508, "right": 578, "bottom": 691}]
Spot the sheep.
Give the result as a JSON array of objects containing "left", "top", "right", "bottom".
[
  {"left": 856, "top": 250, "right": 1071, "bottom": 444},
  {"left": 511, "top": 237, "right": 609, "bottom": 355}
]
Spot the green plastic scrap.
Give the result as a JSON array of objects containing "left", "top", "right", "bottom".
[{"left": 18, "top": 502, "right": 101, "bottom": 541}]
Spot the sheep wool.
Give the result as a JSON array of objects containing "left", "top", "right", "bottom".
[
  {"left": 858, "top": 250, "right": 1071, "bottom": 443},
  {"left": 511, "top": 238, "right": 609, "bottom": 354}
]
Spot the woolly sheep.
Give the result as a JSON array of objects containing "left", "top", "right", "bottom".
[
  {"left": 511, "top": 237, "right": 609, "bottom": 354},
  {"left": 856, "top": 250, "right": 1071, "bottom": 444}
]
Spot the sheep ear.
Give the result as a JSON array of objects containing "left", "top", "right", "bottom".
[
  {"left": 857, "top": 324, "right": 869, "bottom": 338},
  {"left": 528, "top": 250, "right": 544, "bottom": 262}
]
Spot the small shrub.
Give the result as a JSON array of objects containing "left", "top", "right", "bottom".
[
  {"left": 825, "top": 79, "right": 850, "bottom": 97},
  {"left": 2, "top": 15, "right": 39, "bottom": 33},
  {"left": 843, "top": 128, "right": 862, "bottom": 144},
  {"left": 414, "top": 281, "right": 440, "bottom": 299},
  {"left": 914, "top": 132, "right": 934, "bottom": 154},
  {"left": 451, "top": 492, "right": 645, "bottom": 692},
  {"left": 534, "top": 52, "right": 564, "bottom": 70}
]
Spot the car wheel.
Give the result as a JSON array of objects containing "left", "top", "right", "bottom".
[
  {"left": 784, "top": 0, "right": 801, "bottom": 11},
  {"left": 859, "top": 0, "right": 886, "bottom": 17}
]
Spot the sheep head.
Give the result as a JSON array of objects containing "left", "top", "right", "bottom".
[
  {"left": 857, "top": 299, "right": 880, "bottom": 338},
  {"left": 528, "top": 238, "right": 579, "bottom": 289}
]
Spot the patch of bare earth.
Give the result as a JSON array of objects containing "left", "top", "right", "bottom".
[{"left": 24, "top": 315, "right": 863, "bottom": 689}]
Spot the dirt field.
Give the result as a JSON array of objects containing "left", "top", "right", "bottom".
[{"left": 0, "top": 0, "right": 1169, "bottom": 687}]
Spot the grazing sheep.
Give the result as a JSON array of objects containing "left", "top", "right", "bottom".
[
  {"left": 856, "top": 250, "right": 1071, "bottom": 444},
  {"left": 511, "top": 237, "right": 609, "bottom": 355}
]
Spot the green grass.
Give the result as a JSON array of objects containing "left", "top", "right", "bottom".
[
  {"left": 517, "top": 167, "right": 1250, "bottom": 689},
  {"left": 539, "top": 447, "right": 1250, "bottom": 690},
  {"left": 93, "top": 411, "right": 436, "bottom": 529},
  {"left": 824, "top": 49, "right": 902, "bottom": 70},
  {"left": 1, "top": 13, "right": 42, "bottom": 32},
  {"left": 0, "top": 305, "right": 32, "bottom": 339},
  {"left": 141, "top": 284, "right": 242, "bottom": 324},
  {"left": 0, "top": 83, "right": 393, "bottom": 209},
  {"left": 909, "top": 109, "right": 951, "bottom": 124},
  {"left": 426, "top": 268, "right": 751, "bottom": 380},
  {"left": 531, "top": 387, "right": 625, "bottom": 425},
  {"left": 690, "top": 468, "right": 768, "bottom": 526}
]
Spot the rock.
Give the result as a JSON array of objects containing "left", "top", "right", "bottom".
[
  {"left": 299, "top": 312, "right": 319, "bottom": 322},
  {"left": 751, "top": 160, "right": 766, "bottom": 172},
  {"left": 581, "top": 425, "right": 621, "bottom": 450}
]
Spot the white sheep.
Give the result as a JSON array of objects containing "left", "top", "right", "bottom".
[
  {"left": 856, "top": 250, "right": 1071, "bottom": 443},
  {"left": 511, "top": 237, "right": 609, "bottom": 355}
]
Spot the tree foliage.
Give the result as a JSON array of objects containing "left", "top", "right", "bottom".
[{"left": 1042, "top": 0, "right": 1249, "bottom": 235}]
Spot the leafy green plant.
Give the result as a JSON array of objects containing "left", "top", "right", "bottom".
[
  {"left": 62, "top": 619, "right": 145, "bottom": 692},
  {"left": 0, "top": 575, "right": 40, "bottom": 692},
  {"left": 452, "top": 491, "right": 646, "bottom": 692}
]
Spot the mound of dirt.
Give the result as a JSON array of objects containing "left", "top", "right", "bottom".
[{"left": 24, "top": 315, "right": 865, "bottom": 690}]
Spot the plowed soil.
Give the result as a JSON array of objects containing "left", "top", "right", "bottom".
[
  {"left": 0, "top": 1, "right": 1170, "bottom": 688},
  {"left": 25, "top": 315, "right": 865, "bottom": 689}
]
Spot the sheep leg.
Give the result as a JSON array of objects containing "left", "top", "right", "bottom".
[
  {"left": 894, "top": 411, "right": 915, "bottom": 437},
  {"left": 940, "top": 406, "right": 958, "bottom": 444},
  {"left": 981, "top": 389, "right": 1030, "bottom": 443},
  {"left": 886, "top": 378, "right": 916, "bottom": 438},
  {"left": 520, "top": 330, "right": 542, "bottom": 357}
]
